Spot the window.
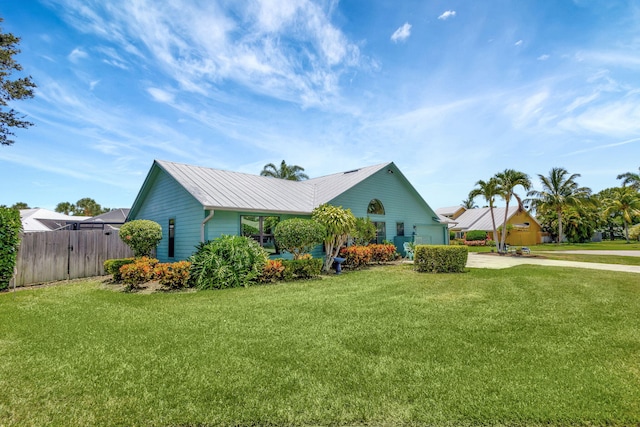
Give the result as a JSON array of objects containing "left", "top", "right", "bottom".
[
  {"left": 168, "top": 218, "right": 175, "bottom": 258},
  {"left": 367, "top": 199, "right": 385, "bottom": 215},
  {"left": 241, "top": 215, "right": 280, "bottom": 254},
  {"left": 396, "top": 222, "right": 405, "bottom": 237},
  {"left": 372, "top": 221, "right": 386, "bottom": 244}
]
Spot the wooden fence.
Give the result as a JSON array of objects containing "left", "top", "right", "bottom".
[{"left": 11, "top": 230, "right": 134, "bottom": 287}]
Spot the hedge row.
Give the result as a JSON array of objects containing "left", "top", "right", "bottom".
[
  {"left": 0, "top": 207, "right": 22, "bottom": 291},
  {"left": 338, "top": 244, "right": 397, "bottom": 269},
  {"left": 259, "top": 258, "right": 323, "bottom": 283},
  {"left": 414, "top": 245, "right": 468, "bottom": 273},
  {"left": 104, "top": 256, "right": 323, "bottom": 290},
  {"left": 104, "top": 257, "right": 191, "bottom": 290}
]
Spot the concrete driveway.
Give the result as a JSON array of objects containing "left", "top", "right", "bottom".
[
  {"left": 466, "top": 252, "right": 640, "bottom": 274},
  {"left": 538, "top": 250, "right": 640, "bottom": 257}
]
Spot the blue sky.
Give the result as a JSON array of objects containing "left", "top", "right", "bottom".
[{"left": 2, "top": 0, "right": 639, "bottom": 211}]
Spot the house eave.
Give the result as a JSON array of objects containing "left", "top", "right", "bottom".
[{"left": 203, "top": 206, "right": 312, "bottom": 216}]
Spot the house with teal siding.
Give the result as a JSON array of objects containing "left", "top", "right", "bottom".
[{"left": 127, "top": 160, "right": 447, "bottom": 262}]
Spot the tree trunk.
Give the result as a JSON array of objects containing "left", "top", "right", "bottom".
[
  {"left": 625, "top": 221, "right": 630, "bottom": 243},
  {"left": 500, "top": 200, "right": 510, "bottom": 252},
  {"left": 489, "top": 206, "right": 499, "bottom": 252},
  {"left": 557, "top": 209, "right": 563, "bottom": 244}
]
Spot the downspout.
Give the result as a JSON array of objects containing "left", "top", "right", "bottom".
[{"left": 201, "top": 209, "right": 215, "bottom": 242}]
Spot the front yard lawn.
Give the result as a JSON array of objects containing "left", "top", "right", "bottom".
[{"left": 1, "top": 265, "right": 639, "bottom": 426}]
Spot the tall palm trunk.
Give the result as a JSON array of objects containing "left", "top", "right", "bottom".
[
  {"left": 557, "top": 208, "right": 563, "bottom": 244},
  {"left": 499, "top": 200, "right": 510, "bottom": 252},
  {"left": 624, "top": 220, "right": 630, "bottom": 243},
  {"left": 489, "top": 204, "right": 499, "bottom": 251}
]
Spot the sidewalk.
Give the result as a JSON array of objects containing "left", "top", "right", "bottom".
[{"left": 466, "top": 252, "right": 640, "bottom": 274}]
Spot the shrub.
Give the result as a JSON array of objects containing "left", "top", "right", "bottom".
[
  {"left": 120, "top": 257, "right": 159, "bottom": 288},
  {"left": 353, "top": 217, "right": 377, "bottom": 246},
  {"left": 369, "top": 243, "right": 396, "bottom": 263},
  {"left": 464, "top": 240, "right": 486, "bottom": 246},
  {"left": 155, "top": 261, "right": 191, "bottom": 289},
  {"left": 312, "top": 204, "right": 356, "bottom": 272},
  {"left": 274, "top": 218, "right": 325, "bottom": 259},
  {"left": 414, "top": 245, "right": 468, "bottom": 273},
  {"left": 104, "top": 258, "right": 135, "bottom": 282},
  {"left": 629, "top": 224, "right": 640, "bottom": 241},
  {"left": 282, "top": 258, "right": 323, "bottom": 279},
  {"left": 119, "top": 219, "right": 163, "bottom": 257},
  {"left": 189, "top": 235, "right": 268, "bottom": 290},
  {"left": 486, "top": 239, "right": 496, "bottom": 247},
  {"left": 449, "top": 230, "right": 456, "bottom": 241},
  {"left": 0, "top": 207, "right": 22, "bottom": 290},
  {"left": 339, "top": 245, "right": 372, "bottom": 269},
  {"left": 260, "top": 259, "right": 286, "bottom": 283},
  {"left": 465, "top": 230, "right": 487, "bottom": 241}
]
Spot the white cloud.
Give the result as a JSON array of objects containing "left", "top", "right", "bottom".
[
  {"left": 558, "top": 98, "right": 640, "bottom": 137},
  {"left": 391, "top": 22, "right": 412, "bottom": 43},
  {"left": 51, "top": 0, "right": 364, "bottom": 109},
  {"left": 438, "top": 10, "right": 456, "bottom": 20},
  {"left": 537, "top": 54, "right": 550, "bottom": 61},
  {"left": 146, "top": 87, "right": 175, "bottom": 104},
  {"left": 562, "top": 137, "right": 640, "bottom": 157},
  {"left": 68, "top": 47, "right": 88, "bottom": 62},
  {"left": 575, "top": 50, "right": 640, "bottom": 69},
  {"left": 515, "top": 40, "right": 523, "bottom": 46},
  {"left": 507, "top": 91, "right": 550, "bottom": 128}
]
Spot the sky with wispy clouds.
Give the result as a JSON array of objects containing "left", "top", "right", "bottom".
[{"left": 2, "top": 0, "right": 640, "bottom": 211}]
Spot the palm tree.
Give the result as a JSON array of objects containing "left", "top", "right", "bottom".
[
  {"left": 495, "top": 169, "right": 531, "bottom": 251},
  {"left": 617, "top": 167, "right": 640, "bottom": 190},
  {"left": 260, "top": 160, "right": 309, "bottom": 181},
  {"left": 55, "top": 202, "right": 74, "bottom": 215},
  {"left": 460, "top": 197, "right": 477, "bottom": 209},
  {"left": 526, "top": 167, "right": 591, "bottom": 244},
  {"left": 603, "top": 186, "right": 640, "bottom": 243},
  {"left": 468, "top": 178, "right": 500, "bottom": 250}
]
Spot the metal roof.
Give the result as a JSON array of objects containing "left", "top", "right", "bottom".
[
  {"left": 84, "top": 208, "right": 130, "bottom": 223},
  {"left": 154, "top": 160, "right": 391, "bottom": 214},
  {"left": 435, "top": 206, "right": 465, "bottom": 217},
  {"left": 448, "top": 206, "right": 537, "bottom": 231},
  {"left": 20, "top": 208, "right": 90, "bottom": 232}
]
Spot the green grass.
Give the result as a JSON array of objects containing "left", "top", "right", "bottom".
[
  {"left": 467, "top": 240, "right": 640, "bottom": 254},
  {"left": 1, "top": 265, "right": 640, "bottom": 426},
  {"left": 539, "top": 253, "right": 640, "bottom": 266}
]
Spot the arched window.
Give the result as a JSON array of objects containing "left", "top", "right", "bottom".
[{"left": 367, "top": 199, "right": 385, "bottom": 215}]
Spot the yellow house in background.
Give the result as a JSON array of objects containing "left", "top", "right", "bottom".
[{"left": 436, "top": 206, "right": 543, "bottom": 246}]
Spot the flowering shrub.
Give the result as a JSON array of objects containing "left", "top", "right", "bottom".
[
  {"left": 368, "top": 244, "right": 396, "bottom": 263},
  {"left": 339, "top": 246, "right": 372, "bottom": 269},
  {"left": 260, "top": 259, "right": 286, "bottom": 283},
  {"left": 155, "top": 261, "right": 191, "bottom": 289},
  {"left": 120, "top": 257, "right": 159, "bottom": 288},
  {"left": 104, "top": 258, "right": 135, "bottom": 282},
  {"left": 463, "top": 240, "right": 486, "bottom": 246}
]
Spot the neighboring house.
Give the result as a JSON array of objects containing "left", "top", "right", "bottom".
[
  {"left": 435, "top": 205, "right": 466, "bottom": 220},
  {"left": 20, "top": 208, "right": 90, "bottom": 232},
  {"left": 128, "top": 160, "right": 448, "bottom": 262},
  {"left": 437, "top": 206, "right": 543, "bottom": 246},
  {"left": 81, "top": 208, "right": 130, "bottom": 231}
]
